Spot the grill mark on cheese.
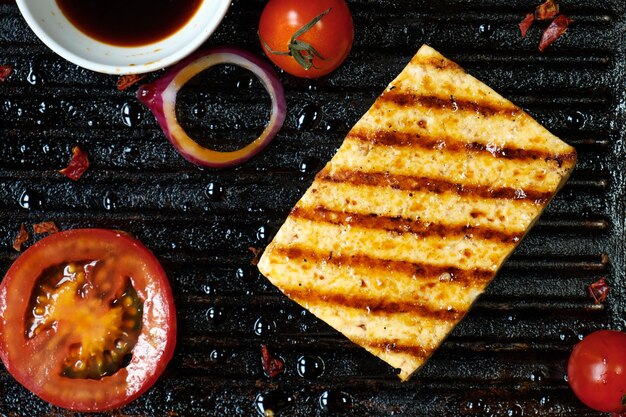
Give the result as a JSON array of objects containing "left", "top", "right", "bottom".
[
  {"left": 348, "top": 129, "right": 577, "bottom": 166},
  {"left": 272, "top": 246, "right": 493, "bottom": 286},
  {"left": 318, "top": 169, "right": 552, "bottom": 204},
  {"left": 285, "top": 287, "right": 463, "bottom": 321},
  {"left": 357, "top": 339, "right": 432, "bottom": 360},
  {"left": 379, "top": 91, "right": 521, "bottom": 117},
  {"left": 291, "top": 206, "right": 522, "bottom": 244}
]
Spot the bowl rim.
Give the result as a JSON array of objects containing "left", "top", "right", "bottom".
[{"left": 15, "top": 0, "right": 231, "bottom": 75}]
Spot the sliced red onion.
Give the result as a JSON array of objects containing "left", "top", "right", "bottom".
[{"left": 137, "top": 47, "right": 286, "bottom": 168}]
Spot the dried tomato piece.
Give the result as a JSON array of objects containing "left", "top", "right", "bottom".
[
  {"left": 12, "top": 224, "right": 29, "bottom": 251},
  {"left": 261, "top": 345, "right": 284, "bottom": 378},
  {"left": 535, "top": 0, "right": 560, "bottom": 20},
  {"left": 0, "top": 65, "right": 12, "bottom": 82},
  {"left": 32, "top": 221, "right": 59, "bottom": 235},
  {"left": 59, "top": 146, "right": 90, "bottom": 181},
  {"left": 519, "top": 13, "right": 535, "bottom": 38},
  {"left": 249, "top": 247, "right": 262, "bottom": 266},
  {"left": 588, "top": 277, "right": 609, "bottom": 304},
  {"left": 117, "top": 74, "right": 146, "bottom": 91},
  {"left": 539, "top": 14, "right": 573, "bottom": 52}
]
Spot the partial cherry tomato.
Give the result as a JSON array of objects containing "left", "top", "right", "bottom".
[
  {"left": 0, "top": 229, "right": 176, "bottom": 412},
  {"left": 568, "top": 330, "right": 626, "bottom": 413},
  {"left": 258, "top": 0, "right": 354, "bottom": 78}
]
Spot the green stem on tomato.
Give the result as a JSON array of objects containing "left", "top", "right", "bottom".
[{"left": 260, "top": 7, "right": 332, "bottom": 71}]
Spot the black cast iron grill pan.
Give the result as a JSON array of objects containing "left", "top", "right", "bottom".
[{"left": 0, "top": 0, "right": 624, "bottom": 415}]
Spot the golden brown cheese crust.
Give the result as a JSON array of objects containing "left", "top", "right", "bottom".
[{"left": 258, "top": 45, "right": 576, "bottom": 380}]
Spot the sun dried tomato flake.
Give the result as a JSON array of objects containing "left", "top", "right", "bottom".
[
  {"left": 539, "top": 14, "right": 573, "bottom": 52},
  {"left": 12, "top": 224, "right": 29, "bottom": 251},
  {"left": 588, "top": 277, "right": 609, "bottom": 304},
  {"left": 0, "top": 65, "right": 12, "bottom": 82},
  {"left": 249, "top": 246, "right": 262, "bottom": 266},
  {"left": 261, "top": 344, "right": 285, "bottom": 378},
  {"left": 59, "top": 146, "right": 90, "bottom": 181},
  {"left": 117, "top": 74, "right": 146, "bottom": 91},
  {"left": 519, "top": 13, "right": 535, "bottom": 38},
  {"left": 32, "top": 221, "right": 59, "bottom": 235},
  {"left": 535, "top": 0, "right": 560, "bottom": 20}
]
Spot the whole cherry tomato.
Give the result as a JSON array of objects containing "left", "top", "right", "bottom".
[
  {"left": 567, "top": 330, "right": 626, "bottom": 413},
  {"left": 0, "top": 229, "right": 176, "bottom": 412},
  {"left": 258, "top": 0, "right": 354, "bottom": 78}
]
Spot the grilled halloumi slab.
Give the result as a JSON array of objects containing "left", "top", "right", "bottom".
[{"left": 258, "top": 45, "right": 576, "bottom": 380}]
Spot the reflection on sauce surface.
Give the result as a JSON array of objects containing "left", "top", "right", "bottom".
[{"left": 56, "top": 0, "right": 203, "bottom": 46}]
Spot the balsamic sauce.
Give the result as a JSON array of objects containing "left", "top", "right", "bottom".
[{"left": 56, "top": 0, "right": 203, "bottom": 47}]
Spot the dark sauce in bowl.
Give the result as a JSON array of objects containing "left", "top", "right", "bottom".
[{"left": 56, "top": 0, "right": 203, "bottom": 47}]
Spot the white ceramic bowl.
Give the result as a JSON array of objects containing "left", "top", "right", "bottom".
[{"left": 16, "top": 0, "right": 230, "bottom": 74}]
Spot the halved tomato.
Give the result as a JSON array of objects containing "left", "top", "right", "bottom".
[{"left": 0, "top": 229, "right": 176, "bottom": 412}]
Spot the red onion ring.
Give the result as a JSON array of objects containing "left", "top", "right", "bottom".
[{"left": 137, "top": 47, "right": 286, "bottom": 168}]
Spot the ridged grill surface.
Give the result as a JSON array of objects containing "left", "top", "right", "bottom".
[{"left": 0, "top": 0, "right": 625, "bottom": 416}]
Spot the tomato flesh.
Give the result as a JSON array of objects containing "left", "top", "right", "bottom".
[
  {"left": 258, "top": 0, "right": 354, "bottom": 78},
  {"left": 0, "top": 229, "right": 176, "bottom": 412},
  {"left": 568, "top": 330, "right": 626, "bottom": 413}
]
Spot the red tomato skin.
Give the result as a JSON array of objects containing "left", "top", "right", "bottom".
[
  {"left": 259, "top": 0, "right": 354, "bottom": 78},
  {"left": 568, "top": 330, "right": 626, "bottom": 413},
  {"left": 0, "top": 229, "right": 177, "bottom": 412}
]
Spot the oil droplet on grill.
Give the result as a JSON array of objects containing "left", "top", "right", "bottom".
[
  {"left": 319, "top": 390, "right": 352, "bottom": 412},
  {"left": 19, "top": 190, "right": 44, "bottom": 210},
  {"left": 559, "top": 328, "right": 583, "bottom": 343},
  {"left": 478, "top": 22, "right": 495, "bottom": 37},
  {"left": 565, "top": 110, "right": 586, "bottom": 129},
  {"left": 254, "top": 390, "right": 293, "bottom": 416},
  {"left": 296, "top": 104, "right": 323, "bottom": 131},
  {"left": 191, "top": 103, "right": 207, "bottom": 118},
  {"left": 463, "top": 398, "right": 486, "bottom": 412},
  {"left": 529, "top": 370, "right": 545, "bottom": 383},
  {"left": 296, "top": 355, "right": 325, "bottom": 378},
  {"left": 254, "top": 317, "right": 276, "bottom": 336},
  {"left": 103, "top": 192, "right": 119, "bottom": 210},
  {"left": 121, "top": 102, "right": 143, "bottom": 127},
  {"left": 235, "top": 267, "right": 254, "bottom": 282},
  {"left": 205, "top": 182, "right": 224, "bottom": 201},
  {"left": 539, "top": 395, "right": 552, "bottom": 407},
  {"left": 206, "top": 306, "right": 224, "bottom": 325},
  {"left": 324, "top": 119, "right": 344, "bottom": 132}
]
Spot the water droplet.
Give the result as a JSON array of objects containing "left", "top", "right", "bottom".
[
  {"left": 19, "top": 189, "right": 44, "bottom": 210},
  {"left": 191, "top": 103, "right": 207, "bottom": 118},
  {"left": 463, "top": 398, "right": 486, "bottom": 412},
  {"left": 202, "top": 284, "right": 213, "bottom": 295},
  {"left": 296, "top": 355, "right": 325, "bottom": 378},
  {"left": 38, "top": 101, "right": 47, "bottom": 114},
  {"left": 86, "top": 116, "right": 102, "bottom": 128},
  {"left": 539, "top": 395, "right": 552, "bottom": 407},
  {"left": 254, "top": 390, "right": 293, "bottom": 416},
  {"left": 506, "top": 314, "right": 518, "bottom": 325},
  {"left": 296, "top": 104, "right": 323, "bottom": 131},
  {"left": 559, "top": 328, "right": 582, "bottom": 343},
  {"left": 209, "top": 349, "right": 225, "bottom": 362},
  {"left": 3, "top": 99, "right": 11, "bottom": 112},
  {"left": 103, "top": 193, "right": 118, "bottom": 210},
  {"left": 254, "top": 317, "right": 276, "bottom": 336},
  {"left": 256, "top": 226, "right": 267, "bottom": 242},
  {"left": 42, "top": 144, "right": 50, "bottom": 154},
  {"left": 299, "top": 157, "right": 321, "bottom": 174},
  {"left": 206, "top": 306, "right": 224, "bottom": 324},
  {"left": 530, "top": 370, "right": 545, "bottom": 383},
  {"left": 234, "top": 73, "right": 254, "bottom": 89},
  {"left": 19, "top": 144, "right": 28, "bottom": 154},
  {"left": 324, "top": 119, "right": 344, "bottom": 132},
  {"left": 478, "top": 22, "right": 495, "bottom": 37},
  {"left": 507, "top": 404, "right": 524, "bottom": 416},
  {"left": 121, "top": 102, "right": 143, "bottom": 127},
  {"left": 319, "top": 390, "right": 352, "bottom": 413},
  {"left": 26, "top": 67, "right": 40, "bottom": 85},
  {"left": 307, "top": 81, "right": 319, "bottom": 92},
  {"left": 236, "top": 267, "right": 255, "bottom": 282},
  {"left": 205, "top": 182, "right": 224, "bottom": 201},
  {"left": 565, "top": 110, "right": 586, "bottom": 129}
]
